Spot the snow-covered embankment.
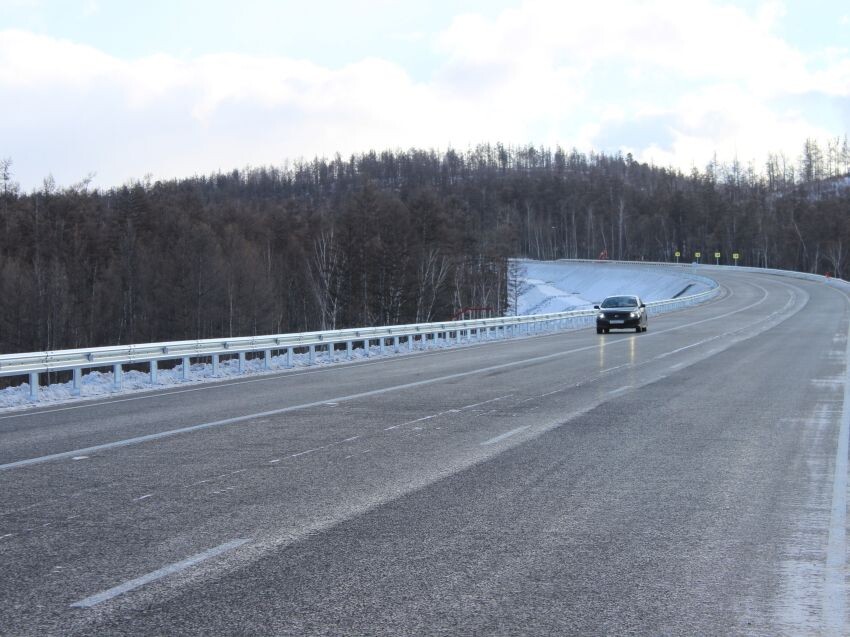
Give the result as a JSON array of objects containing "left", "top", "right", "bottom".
[{"left": 512, "top": 259, "right": 713, "bottom": 315}]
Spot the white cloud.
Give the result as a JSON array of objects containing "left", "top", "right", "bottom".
[{"left": 0, "top": 0, "right": 848, "bottom": 190}]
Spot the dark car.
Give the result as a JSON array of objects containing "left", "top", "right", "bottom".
[{"left": 594, "top": 295, "right": 648, "bottom": 334}]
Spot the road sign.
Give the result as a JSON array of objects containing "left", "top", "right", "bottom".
[
  {"left": 695, "top": 251, "right": 701, "bottom": 257},
  {"left": 714, "top": 252, "right": 721, "bottom": 258},
  {"left": 674, "top": 251, "right": 681, "bottom": 257},
  {"left": 732, "top": 253, "right": 739, "bottom": 260}
]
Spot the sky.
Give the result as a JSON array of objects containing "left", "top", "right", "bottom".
[{"left": 1, "top": 0, "right": 848, "bottom": 191}]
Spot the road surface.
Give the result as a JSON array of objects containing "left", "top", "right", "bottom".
[{"left": 1, "top": 268, "right": 848, "bottom": 635}]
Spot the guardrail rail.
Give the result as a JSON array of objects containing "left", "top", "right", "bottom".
[{"left": 0, "top": 265, "right": 721, "bottom": 402}]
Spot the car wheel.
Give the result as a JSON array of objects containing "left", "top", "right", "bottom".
[
  {"left": 596, "top": 328, "right": 603, "bottom": 334},
  {"left": 635, "top": 326, "right": 641, "bottom": 333},
  {"left": 643, "top": 326, "right": 648, "bottom": 332}
]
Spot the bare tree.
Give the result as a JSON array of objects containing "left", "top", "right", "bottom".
[
  {"left": 414, "top": 249, "right": 450, "bottom": 323},
  {"left": 310, "top": 227, "right": 344, "bottom": 330}
]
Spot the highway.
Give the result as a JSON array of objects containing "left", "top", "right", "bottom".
[{"left": 1, "top": 268, "right": 848, "bottom": 635}]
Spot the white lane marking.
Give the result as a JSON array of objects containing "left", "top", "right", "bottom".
[
  {"left": 290, "top": 448, "right": 321, "bottom": 458},
  {"left": 459, "top": 395, "right": 513, "bottom": 411},
  {"left": 669, "top": 362, "right": 686, "bottom": 370},
  {"left": 824, "top": 319, "right": 850, "bottom": 632},
  {"left": 608, "top": 386, "right": 632, "bottom": 395},
  {"left": 71, "top": 456, "right": 89, "bottom": 461},
  {"left": 69, "top": 538, "right": 250, "bottom": 608},
  {"left": 0, "top": 533, "right": 15, "bottom": 540},
  {"left": 268, "top": 458, "right": 281, "bottom": 464},
  {"left": 133, "top": 494, "right": 153, "bottom": 501},
  {"left": 343, "top": 436, "right": 360, "bottom": 442},
  {"left": 0, "top": 283, "right": 777, "bottom": 473},
  {"left": 384, "top": 395, "right": 514, "bottom": 431},
  {"left": 229, "top": 469, "right": 247, "bottom": 475},
  {"left": 481, "top": 426, "right": 531, "bottom": 446}
]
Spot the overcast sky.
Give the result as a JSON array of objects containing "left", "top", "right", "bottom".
[{"left": 1, "top": 0, "right": 849, "bottom": 191}]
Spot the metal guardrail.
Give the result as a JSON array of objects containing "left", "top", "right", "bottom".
[{"left": 0, "top": 269, "right": 720, "bottom": 402}]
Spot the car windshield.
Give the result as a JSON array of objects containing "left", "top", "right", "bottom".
[{"left": 601, "top": 296, "right": 638, "bottom": 308}]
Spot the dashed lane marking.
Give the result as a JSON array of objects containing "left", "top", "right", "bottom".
[
  {"left": 70, "top": 538, "right": 250, "bottom": 608},
  {"left": 481, "top": 426, "right": 531, "bottom": 446}
]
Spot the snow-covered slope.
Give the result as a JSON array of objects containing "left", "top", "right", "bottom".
[{"left": 513, "top": 260, "right": 712, "bottom": 315}]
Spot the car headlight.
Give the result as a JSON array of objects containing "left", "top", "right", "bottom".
[
  {"left": 597, "top": 313, "right": 605, "bottom": 319},
  {"left": 629, "top": 312, "right": 638, "bottom": 318}
]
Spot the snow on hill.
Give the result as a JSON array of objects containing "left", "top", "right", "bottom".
[{"left": 512, "top": 259, "right": 713, "bottom": 315}]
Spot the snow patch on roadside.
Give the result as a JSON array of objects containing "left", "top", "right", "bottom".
[{"left": 513, "top": 259, "right": 712, "bottom": 315}]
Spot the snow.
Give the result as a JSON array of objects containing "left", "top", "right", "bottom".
[
  {"left": 0, "top": 344, "right": 401, "bottom": 411},
  {"left": 512, "top": 259, "right": 712, "bottom": 315},
  {"left": 0, "top": 260, "right": 715, "bottom": 412}
]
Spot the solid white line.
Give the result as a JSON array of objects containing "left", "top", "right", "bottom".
[
  {"left": 824, "top": 321, "right": 850, "bottom": 632},
  {"left": 0, "top": 281, "right": 776, "bottom": 473},
  {"left": 70, "top": 538, "right": 250, "bottom": 608},
  {"left": 481, "top": 426, "right": 530, "bottom": 446},
  {"left": 289, "top": 448, "right": 321, "bottom": 458},
  {"left": 132, "top": 494, "right": 153, "bottom": 501}
]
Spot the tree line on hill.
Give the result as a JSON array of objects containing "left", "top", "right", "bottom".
[{"left": 0, "top": 137, "right": 848, "bottom": 355}]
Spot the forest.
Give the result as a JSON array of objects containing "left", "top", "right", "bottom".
[{"left": 0, "top": 137, "right": 849, "bottom": 356}]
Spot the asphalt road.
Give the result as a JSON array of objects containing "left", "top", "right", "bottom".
[{"left": 1, "top": 268, "right": 848, "bottom": 635}]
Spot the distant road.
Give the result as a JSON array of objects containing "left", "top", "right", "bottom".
[{"left": 1, "top": 268, "right": 847, "bottom": 635}]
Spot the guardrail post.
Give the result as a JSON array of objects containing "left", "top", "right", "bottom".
[
  {"left": 71, "top": 368, "right": 82, "bottom": 396},
  {"left": 408, "top": 335, "right": 414, "bottom": 351},
  {"left": 380, "top": 338, "right": 386, "bottom": 355},
  {"left": 346, "top": 341, "right": 353, "bottom": 360},
  {"left": 150, "top": 360, "right": 158, "bottom": 385},
  {"left": 28, "top": 371, "right": 39, "bottom": 401},
  {"left": 363, "top": 339, "right": 371, "bottom": 357},
  {"left": 212, "top": 354, "right": 220, "bottom": 376},
  {"left": 286, "top": 347, "right": 293, "bottom": 368},
  {"left": 113, "top": 363, "right": 123, "bottom": 390},
  {"left": 308, "top": 345, "right": 316, "bottom": 365},
  {"left": 456, "top": 329, "right": 462, "bottom": 344},
  {"left": 264, "top": 349, "right": 271, "bottom": 370},
  {"left": 393, "top": 336, "right": 399, "bottom": 353},
  {"left": 238, "top": 352, "right": 246, "bottom": 373},
  {"left": 182, "top": 357, "right": 191, "bottom": 380}
]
